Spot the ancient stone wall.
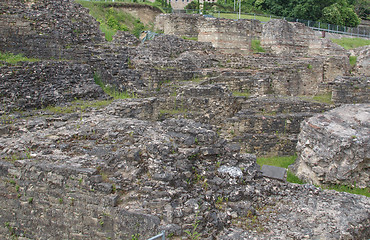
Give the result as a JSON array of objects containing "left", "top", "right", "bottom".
[
  {"left": 0, "top": 160, "right": 160, "bottom": 239},
  {"left": 112, "top": 3, "right": 163, "bottom": 26},
  {"left": 292, "top": 104, "right": 369, "bottom": 188},
  {"left": 221, "top": 96, "right": 334, "bottom": 156},
  {"left": 331, "top": 76, "right": 369, "bottom": 104},
  {"left": 198, "top": 18, "right": 262, "bottom": 54},
  {"left": 0, "top": 61, "right": 106, "bottom": 113},
  {"left": 0, "top": 0, "right": 104, "bottom": 60},
  {"left": 155, "top": 15, "right": 351, "bottom": 57},
  {"left": 261, "top": 19, "right": 349, "bottom": 57},
  {"left": 208, "top": 55, "right": 350, "bottom": 97},
  {"left": 352, "top": 45, "right": 370, "bottom": 77},
  {"left": 155, "top": 14, "right": 203, "bottom": 38}
]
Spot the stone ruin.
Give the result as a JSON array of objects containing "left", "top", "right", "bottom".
[
  {"left": 0, "top": 0, "right": 369, "bottom": 239},
  {"left": 292, "top": 104, "right": 369, "bottom": 189}
]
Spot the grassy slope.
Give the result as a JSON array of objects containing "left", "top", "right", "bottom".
[
  {"left": 331, "top": 37, "right": 370, "bottom": 50},
  {"left": 76, "top": 1, "right": 152, "bottom": 41},
  {"left": 257, "top": 155, "right": 369, "bottom": 197}
]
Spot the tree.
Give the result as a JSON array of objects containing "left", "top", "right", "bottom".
[
  {"left": 354, "top": 0, "right": 370, "bottom": 19},
  {"left": 185, "top": 0, "right": 199, "bottom": 10},
  {"left": 322, "top": 2, "right": 360, "bottom": 26}
]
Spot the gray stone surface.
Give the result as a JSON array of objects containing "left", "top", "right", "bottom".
[
  {"left": 261, "top": 165, "right": 287, "bottom": 181},
  {"left": 292, "top": 104, "right": 370, "bottom": 188},
  {"left": 218, "top": 166, "right": 243, "bottom": 178}
]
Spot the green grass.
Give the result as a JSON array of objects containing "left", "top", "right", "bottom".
[
  {"left": 0, "top": 51, "right": 39, "bottom": 65},
  {"left": 257, "top": 155, "right": 369, "bottom": 197},
  {"left": 181, "top": 36, "right": 198, "bottom": 41},
  {"left": 299, "top": 93, "right": 333, "bottom": 105},
  {"left": 232, "top": 91, "right": 251, "bottom": 98},
  {"left": 76, "top": 1, "right": 151, "bottom": 40},
  {"left": 257, "top": 155, "right": 305, "bottom": 184},
  {"left": 312, "top": 93, "right": 333, "bottom": 104},
  {"left": 349, "top": 56, "right": 357, "bottom": 66},
  {"left": 159, "top": 108, "right": 187, "bottom": 115},
  {"left": 45, "top": 99, "right": 113, "bottom": 114},
  {"left": 323, "top": 184, "right": 369, "bottom": 197},
  {"left": 217, "top": 13, "right": 274, "bottom": 22},
  {"left": 251, "top": 39, "right": 265, "bottom": 53},
  {"left": 331, "top": 37, "right": 370, "bottom": 50}
]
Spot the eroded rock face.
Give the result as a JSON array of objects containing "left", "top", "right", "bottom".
[{"left": 292, "top": 104, "right": 370, "bottom": 188}]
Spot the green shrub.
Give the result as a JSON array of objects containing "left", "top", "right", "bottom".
[
  {"left": 251, "top": 39, "right": 265, "bottom": 53},
  {"left": 349, "top": 56, "right": 357, "bottom": 66}
]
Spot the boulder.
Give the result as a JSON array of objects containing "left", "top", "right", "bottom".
[{"left": 291, "top": 104, "right": 369, "bottom": 188}]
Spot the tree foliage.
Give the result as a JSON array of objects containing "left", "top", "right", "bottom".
[{"left": 230, "top": 0, "right": 362, "bottom": 26}]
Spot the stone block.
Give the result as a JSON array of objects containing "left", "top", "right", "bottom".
[{"left": 261, "top": 165, "right": 287, "bottom": 181}]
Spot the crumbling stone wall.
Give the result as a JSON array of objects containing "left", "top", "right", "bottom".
[
  {"left": 154, "top": 14, "right": 203, "bottom": 38},
  {"left": 292, "top": 104, "right": 370, "bottom": 188},
  {"left": 113, "top": 3, "right": 163, "bottom": 26},
  {"left": 331, "top": 76, "right": 369, "bottom": 104},
  {"left": 351, "top": 45, "right": 370, "bottom": 76},
  {"left": 0, "top": 0, "right": 104, "bottom": 59},
  {"left": 261, "top": 19, "right": 349, "bottom": 57},
  {"left": 221, "top": 96, "right": 334, "bottom": 156},
  {"left": 208, "top": 55, "right": 350, "bottom": 97},
  {"left": 130, "top": 35, "right": 214, "bottom": 92},
  {"left": 198, "top": 18, "right": 262, "bottom": 54},
  {"left": 0, "top": 61, "right": 106, "bottom": 113},
  {"left": 0, "top": 160, "right": 160, "bottom": 239}
]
